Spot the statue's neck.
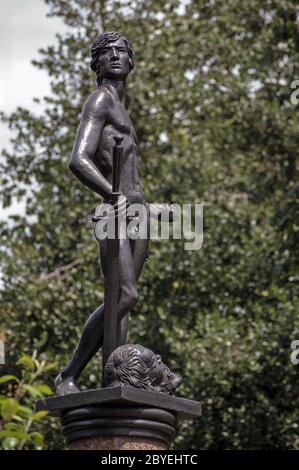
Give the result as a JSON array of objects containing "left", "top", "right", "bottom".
[{"left": 101, "top": 78, "right": 126, "bottom": 102}]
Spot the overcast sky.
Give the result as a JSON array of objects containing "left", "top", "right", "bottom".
[{"left": 0, "top": 0, "right": 66, "bottom": 217}]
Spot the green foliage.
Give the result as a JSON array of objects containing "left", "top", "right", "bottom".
[
  {"left": 0, "top": 352, "right": 55, "bottom": 450},
  {"left": 0, "top": 0, "right": 299, "bottom": 449}
]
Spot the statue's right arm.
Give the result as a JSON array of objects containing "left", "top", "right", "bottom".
[{"left": 69, "top": 90, "right": 112, "bottom": 199}]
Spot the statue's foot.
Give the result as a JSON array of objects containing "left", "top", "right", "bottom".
[{"left": 55, "top": 373, "right": 80, "bottom": 396}]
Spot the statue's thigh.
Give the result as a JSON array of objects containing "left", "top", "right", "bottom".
[
  {"left": 118, "top": 237, "right": 136, "bottom": 287},
  {"left": 100, "top": 233, "right": 142, "bottom": 286},
  {"left": 132, "top": 237, "right": 150, "bottom": 280}
]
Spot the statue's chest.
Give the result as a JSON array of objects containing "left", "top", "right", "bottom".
[
  {"left": 109, "top": 105, "right": 132, "bottom": 135},
  {"left": 99, "top": 103, "right": 138, "bottom": 156}
]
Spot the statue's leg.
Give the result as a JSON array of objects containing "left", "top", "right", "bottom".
[
  {"left": 114, "top": 235, "right": 139, "bottom": 329},
  {"left": 132, "top": 236, "right": 150, "bottom": 279},
  {"left": 117, "top": 236, "right": 150, "bottom": 344},
  {"left": 55, "top": 302, "right": 105, "bottom": 394},
  {"left": 55, "top": 235, "right": 142, "bottom": 394}
]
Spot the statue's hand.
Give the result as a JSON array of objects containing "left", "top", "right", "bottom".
[{"left": 149, "top": 203, "right": 179, "bottom": 222}]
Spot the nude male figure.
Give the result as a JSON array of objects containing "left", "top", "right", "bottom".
[
  {"left": 55, "top": 31, "right": 177, "bottom": 395},
  {"left": 55, "top": 31, "right": 150, "bottom": 395}
]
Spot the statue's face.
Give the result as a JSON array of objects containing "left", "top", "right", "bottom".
[
  {"left": 98, "top": 37, "right": 131, "bottom": 80},
  {"left": 145, "top": 349, "right": 182, "bottom": 393},
  {"left": 148, "top": 353, "right": 164, "bottom": 385},
  {"left": 104, "top": 344, "right": 182, "bottom": 395}
]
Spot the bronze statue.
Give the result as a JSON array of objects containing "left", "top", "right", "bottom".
[
  {"left": 103, "top": 345, "right": 182, "bottom": 395},
  {"left": 55, "top": 31, "right": 178, "bottom": 396}
]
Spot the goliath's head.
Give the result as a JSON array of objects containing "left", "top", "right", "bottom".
[{"left": 103, "top": 344, "right": 182, "bottom": 395}]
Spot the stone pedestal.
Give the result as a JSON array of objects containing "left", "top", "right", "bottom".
[
  {"left": 36, "top": 386, "right": 201, "bottom": 451},
  {"left": 69, "top": 436, "right": 168, "bottom": 450}
]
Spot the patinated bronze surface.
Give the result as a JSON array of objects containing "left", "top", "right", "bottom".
[
  {"left": 103, "top": 345, "right": 182, "bottom": 395},
  {"left": 55, "top": 32, "right": 178, "bottom": 396}
]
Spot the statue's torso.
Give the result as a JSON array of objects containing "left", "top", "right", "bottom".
[{"left": 94, "top": 95, "right": 145, "bottom": 205}]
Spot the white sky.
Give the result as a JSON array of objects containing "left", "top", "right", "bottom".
[{"left": 0, "top": 0, "right": 66, "bottom": 218}]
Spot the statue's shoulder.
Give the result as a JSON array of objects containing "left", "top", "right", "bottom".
[{"left": 82, "top": 88, "right": 112, "bottom": 118}]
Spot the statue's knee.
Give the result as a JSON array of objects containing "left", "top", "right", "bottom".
[
  {"left": 130, "top": 290, "right": 139, "bottom": 308},
  {"left": 122, "top": 288, "right": 139, "bottom": 311}
]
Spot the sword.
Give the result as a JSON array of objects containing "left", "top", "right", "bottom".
[{"left": 102, "top": 135, "right": 124, "bottom": 382}]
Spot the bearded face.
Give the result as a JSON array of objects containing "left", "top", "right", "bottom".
[{"left": 103, "top": 344, "right": 182, "bottom": 395}]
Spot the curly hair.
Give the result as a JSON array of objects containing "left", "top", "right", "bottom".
[
  {"left": 103, "top": 344, "right": 155, "bottom": 390},
  {"left": 90, "top": 31, "right": 134, "bottom": 86},
  {"left": 103, "top": 344, "right": 182, "bottom": 395},
  {"left": 104, "top": 344, "right": 154, "bottom": 390}
]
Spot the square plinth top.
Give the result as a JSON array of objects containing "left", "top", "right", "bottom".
[{"left": 36, "top": 386, "right": 201, "bottom": 419}]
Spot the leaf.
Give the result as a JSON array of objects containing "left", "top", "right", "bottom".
[
  {"left": 0, "top": 430, "right": 28, "bottom": 440},
  {"left": 43, "top": 362, "right": 57, "bottom": 372},
  {"left": 30, "top": 432, "right": 44, "bottom": 449},
  {"left": 16, "top": 355, "right": 34, "bottom": 370},
  {"left": 17, "top": 405, "right": 33, "bottom": 419},
  {"left": 11, "top": 415, "right": 25, "bottom": 423},
  {"left": 35, "top": 384, "right": 53, "bottom": 396},
  {"left": 32, "top": 410, "right": 49, "bottom": 421},
  {"left": 1, "top": 398, "right": 20, "bottom": 420},
  {"left": 0, "top": 375, "right": 18, "bottom": 384},
  {"left": 22, "top": 384, "right": 44, "bottom": 400},
  {"left": 3, "top": 422, "right": 25, "bottom": 433},
  {"left": 1, "top": 437, "right": 19, "bottom": 450}
]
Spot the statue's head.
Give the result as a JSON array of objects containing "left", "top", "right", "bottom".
[
  {"left": 90, "top": 31, "right": 134, "bottom": 86},
  {"left": 103, "top": 344, "right": 182, "bottom": 395}
]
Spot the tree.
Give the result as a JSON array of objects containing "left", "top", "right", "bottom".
[
  {"left": 0, "top": 353, "right": 55, "bottom": 450},
  {"left": 1, "top": 0, "right": 299, "bottom": 449}
]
